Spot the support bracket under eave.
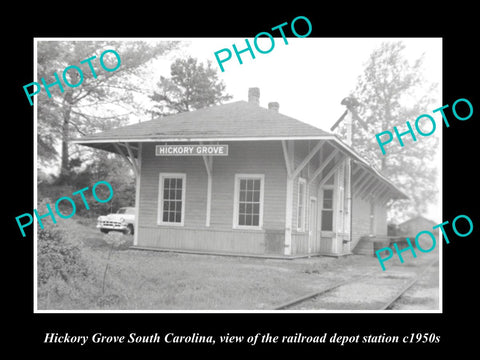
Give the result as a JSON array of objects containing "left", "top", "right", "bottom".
[
  {"left": 114, "top": 142, "right": 140, "bottom": 178},
  {"left": 360, "top": 178, "right": 383, "bottom": 200},
  {"left": 202, "top": 154, "right": 213, "bottom": 227},
  {"left": 367, "top": 182, "right": 389, "bottom": 201},
  {"left": 307, "top": 149, "right": 339, "bottom": 186},
  {"left": 291, "top": 140, "right": 325, "bottom": 179},
  {"left": 316, "top": 152, "right": 345, "bottom": 189},
  {"left": 281, "top": 140, "right": 294, "bottom": 178}
]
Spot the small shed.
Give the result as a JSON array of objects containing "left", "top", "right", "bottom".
[
  {"left": 73, "top": 88, "right": 407, "bottom": 258},
  {"left": 398, "top": 216, "right": 439, "bottom": 238}
]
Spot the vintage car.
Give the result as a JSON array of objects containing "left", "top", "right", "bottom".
[{"left": 97, "top": 207, "right": 135, "bottom": 235}]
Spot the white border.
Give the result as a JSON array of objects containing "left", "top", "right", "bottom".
[
  {"left": 36, "top": 309, "right": 441, "bottom": 314},
  {"left": 33, "top": 37, "right": 442, "bottom": 314},
  {"left": 33, "top": 38, "right": 38, "bottom": 312}
]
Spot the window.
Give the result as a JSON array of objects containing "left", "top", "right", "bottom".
[
  {"left": 233, "top": 174, "right": 264, "bottom": 229},
  {"left": 297, "top": 178, "right": 307, "bottom": 231},
  {"left": 321, "top": 188, "right": 334, "bottom": 231},
  {"left": 158, "top": 173, "right": 186, "bottom": 226}
]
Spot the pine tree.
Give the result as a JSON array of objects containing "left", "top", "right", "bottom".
[{"left": 149, "top": 56, "right": 232, "bottom": 116}]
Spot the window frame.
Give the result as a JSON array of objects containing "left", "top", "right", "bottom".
[
  {"left": 157, "top": 172, "right": 186, "bottom": 226},
  {"left": 320, "top": 182, "right": 335, "bottom": 233},
  {"left": 232, "top": 174, "right": 265, "bottom": 230},
  {"left": 296, "top": 177, "right": 307, "bottom": 232}
]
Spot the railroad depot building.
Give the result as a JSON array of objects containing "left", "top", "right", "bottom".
[{"left": 74, "top": 88, "right": 406, "bottom": 258}]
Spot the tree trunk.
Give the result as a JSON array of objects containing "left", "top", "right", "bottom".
[
  {"left": 60, "top": 90, "right": 74, "bottom": 179},
  {"left": 60, "top": 107, "right": 71, "bottom": 178}
]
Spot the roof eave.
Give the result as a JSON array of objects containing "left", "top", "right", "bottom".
[
  {"left": 72, "top": 135, "right": 407, "bottom": 200},
  {"left": 72, "top": 134, "right": 340, "bottom": 144}
]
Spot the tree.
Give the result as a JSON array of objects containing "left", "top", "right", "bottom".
[
  {"left": 337, "top": 41, "right": 439, "bottom": 222},
  {"left": 149, "top": 56, "right": 232, "bottom": 116},
  {"left": 37, "top": 40, "right": 179, "bottom": 178}
]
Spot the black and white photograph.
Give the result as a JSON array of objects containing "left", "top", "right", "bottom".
[
  {"left": 8, "top": 8, "right": 479, "bottom": 354},
  {"left": 32, "top": 37, "right": 442, "bottom": 312}
]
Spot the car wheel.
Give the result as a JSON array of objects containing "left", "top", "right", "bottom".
[
  {"left": 124, "top": 224, "right": 134, "bottom": 235},
  {"left": 100, "top": 229, "right": 109, "bottom": 234}
]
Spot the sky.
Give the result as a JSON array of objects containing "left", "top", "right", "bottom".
[{"left": 140, "top": 37, "right": 442, "bottom": 131}]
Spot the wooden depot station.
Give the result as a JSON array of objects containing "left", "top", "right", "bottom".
[{"left": 74, "top": 88, "right": 406, "bottom": 258}]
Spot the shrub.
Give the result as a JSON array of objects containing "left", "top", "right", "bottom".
[{"left": 37, "top": 224, "right": 89, "bottom": 286}]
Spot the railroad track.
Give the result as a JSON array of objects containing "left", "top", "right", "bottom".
[
  {"left": 274, "top": 258, "right": 439, "bottom": 311},
  {"left": 381, "top": 258, "right": 439, "bottom": 310}
]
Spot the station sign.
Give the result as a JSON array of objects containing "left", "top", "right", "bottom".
[{"left": 155, "top": 144, "right": 229, "bottom": 156}]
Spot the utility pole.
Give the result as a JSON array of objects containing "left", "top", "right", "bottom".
[
  {"left": 344, "top": 110, "right": 352, "bottom": 251},
  {"left": 331, "top": 97, "right": 364, "bottom": 253}
]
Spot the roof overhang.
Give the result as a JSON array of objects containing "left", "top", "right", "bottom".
[{"left": 72, "top": 135, "right": 407, "bottom": 201}]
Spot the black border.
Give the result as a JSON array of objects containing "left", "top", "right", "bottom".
[{"left": 8, "top": 6, "right": 479, "bottom": 355}]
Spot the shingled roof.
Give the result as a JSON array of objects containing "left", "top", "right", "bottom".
[
  {"left": 72, "top": 99, "right": 407, "bottom": 200},
  {"left": 74, "top": 100, "right": 331, "bottom": 142}
]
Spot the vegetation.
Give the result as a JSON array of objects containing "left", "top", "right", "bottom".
[
  {"left": 37, "top": 40, "right": 179, "bottom": 177},
  {"left": 37, "top": 210, "right": 95, "bottom": 309},
  {"left": 336, "top": 41, "right": 439, "bottom": 221},
  {"left": 149, "top": 56, "right": 232, "bottom": 117},
  {"left": 38, "top": 154, "right": 135, "bottom": 218},
  {"left": 37, "top": 216, "right": 437, "bottom": 310}
]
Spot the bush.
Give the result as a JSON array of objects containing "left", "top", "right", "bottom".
[
  {"left": 37, "top": 273, "right": 101, "bottom": 310},
  {"left": 37, "top": 179, "right": 135, "bottom": 218},
  {"left": 37, "top": 225, "right": 89, "bottom": 285}
]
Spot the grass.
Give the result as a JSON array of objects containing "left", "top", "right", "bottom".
[{"left": 36, "top": 217, "right": 439, "bottom": 311}]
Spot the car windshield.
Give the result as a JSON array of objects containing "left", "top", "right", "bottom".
[{"left": 117, "top": 208, "right": 134, "bottom": 214}]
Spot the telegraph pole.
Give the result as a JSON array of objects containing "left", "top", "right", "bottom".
[
  {"left": 344, "top": 109, "right": 353, "bottom": 251},
  {"left": 331, "top": 97, "right": 364, "bottom": 253}
]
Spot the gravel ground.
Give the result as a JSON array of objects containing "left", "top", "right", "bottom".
[
  {"left": 281, "top": 245, "right": 440, "bottom": 311},
  {"left": 388, "top": 260, "right": 440, "bottom": 310}
]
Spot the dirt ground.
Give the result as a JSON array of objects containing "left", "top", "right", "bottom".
[
  {"left": 112, "top": 245, "right": 440, "bottom": 311},
  {"left": 37, "top": 218, "right": 441, "bottom": 311},
  {"left": 388, "top": 259, "right": 439, "bottom": 310},
  {"left": 279, "top": 240, "right": 440, "bottom": 311}
]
